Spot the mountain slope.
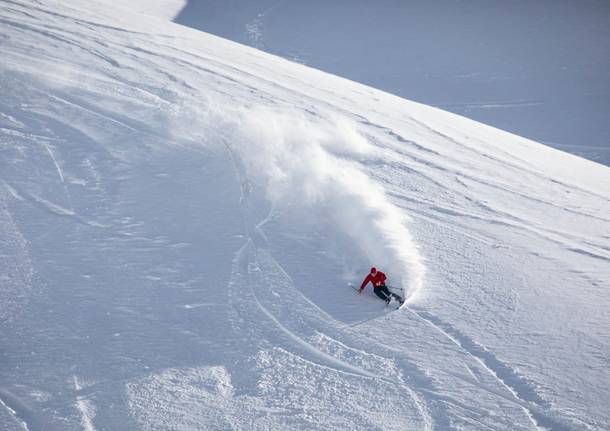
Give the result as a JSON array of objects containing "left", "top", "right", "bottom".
[
  {"left": 174, "top": 0, "right": 610, "bottom": 165},
  {"left": 1, "top": 1, "right": 609, "bottom": 430}
]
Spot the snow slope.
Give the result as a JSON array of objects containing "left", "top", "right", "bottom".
[
  {"left": 174, "top": 0, "right": 610, "bottom": 166},
  {"left": 96, "top": 0, "right": 187, "bottom": 21},
  {"left": 1, "top": 1, "right": 610, "bottom": 430}
]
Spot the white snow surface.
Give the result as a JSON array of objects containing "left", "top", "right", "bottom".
[
  {"left": 1, "top": 1, "right": 610, "bottom": 430},
  {"left": 96, "top": 0, "right": 187, "bottom": 21}
]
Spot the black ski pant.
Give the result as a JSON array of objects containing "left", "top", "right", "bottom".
[{"left": 373, "top": 285, "right": 403, "bottom": 302}]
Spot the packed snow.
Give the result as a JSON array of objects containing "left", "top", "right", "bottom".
[{"left": 1, "top": 1, "right": 609, "bottom": 430}]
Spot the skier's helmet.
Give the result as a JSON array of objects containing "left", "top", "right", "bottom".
[{"left": 370, "top": 267, "right": 377, "bottom": 274}]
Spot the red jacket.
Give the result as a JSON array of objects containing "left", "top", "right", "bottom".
[{"left": 360, "top": 271, "right": 387, "bottom": 290}]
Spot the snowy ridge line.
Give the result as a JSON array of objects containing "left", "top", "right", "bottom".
[{"left": 408, "top": 307, "right": 579, "bottom": 431}]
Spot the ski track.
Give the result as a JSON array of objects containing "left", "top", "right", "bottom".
[
  {"left": 225, "top": 141, "right": 434, "bottom": 429},
  {"left": 207, "top": 65, "right": 610, "bottom": 265},
  {"left": 46, "top": 93, "right": 138, "bottom": 133},
  {"left": 73, "top": 376, "right": 97, "bottom": 431},
  {"left": 369, "top": 146, "right": 610, "bottom": 263},
  {"left": 23, "top": 0, "right": 607, "bottom": 259},
  {"left": 0, "top": 389, "right": 40, "bottom": 431},
  {"left": 223, "top": 133, "right": 553, "bottom": 430},
  {"left": 408, "top": 307, "right": 587, "bottom": 431},
  {"left": 2, "top": 2, "right": 609, "bottom": 430},
  {"left": 39, "top": 139, "right": 78, "bottom": 212},
  {"left": 0, "top": 397, "right": 28, "bottom": 431},
  {"left": 357, "top": 114, "right": 610, "bottom": 235},
  {"left": 213, "top": 41, "right": 605, "bottom": 430},
  {"left": 9, "top": 182, "right": 106, "bottom": 228},
  {"left": 242, "top": 242, "right": 380, "bottom": 381}
]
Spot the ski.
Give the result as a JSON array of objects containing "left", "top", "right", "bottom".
[{"left": 349, "top": 283, "right": 402, "bottom": 309}]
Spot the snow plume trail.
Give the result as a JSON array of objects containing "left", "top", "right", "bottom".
[{"left": 225, "top": 105, "right": 426, "bottom": 300}]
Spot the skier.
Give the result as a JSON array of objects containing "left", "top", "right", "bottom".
[{"left": 358, "top": 267, "right": 404, "bottom": 305}]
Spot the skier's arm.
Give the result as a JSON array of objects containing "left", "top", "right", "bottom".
[{"left": 359, "top": 275, "right": 371, "bottom": 292}]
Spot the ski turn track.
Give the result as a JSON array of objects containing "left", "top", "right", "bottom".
[
  {"left": 224, "top": 141, "right": 434, "bottom": 430},
  {"left": 409, "top": 307, "right": 585, "bottom": 431},
  {"left": 2, "top": 1, "right": 609, "bottom": 429}
]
